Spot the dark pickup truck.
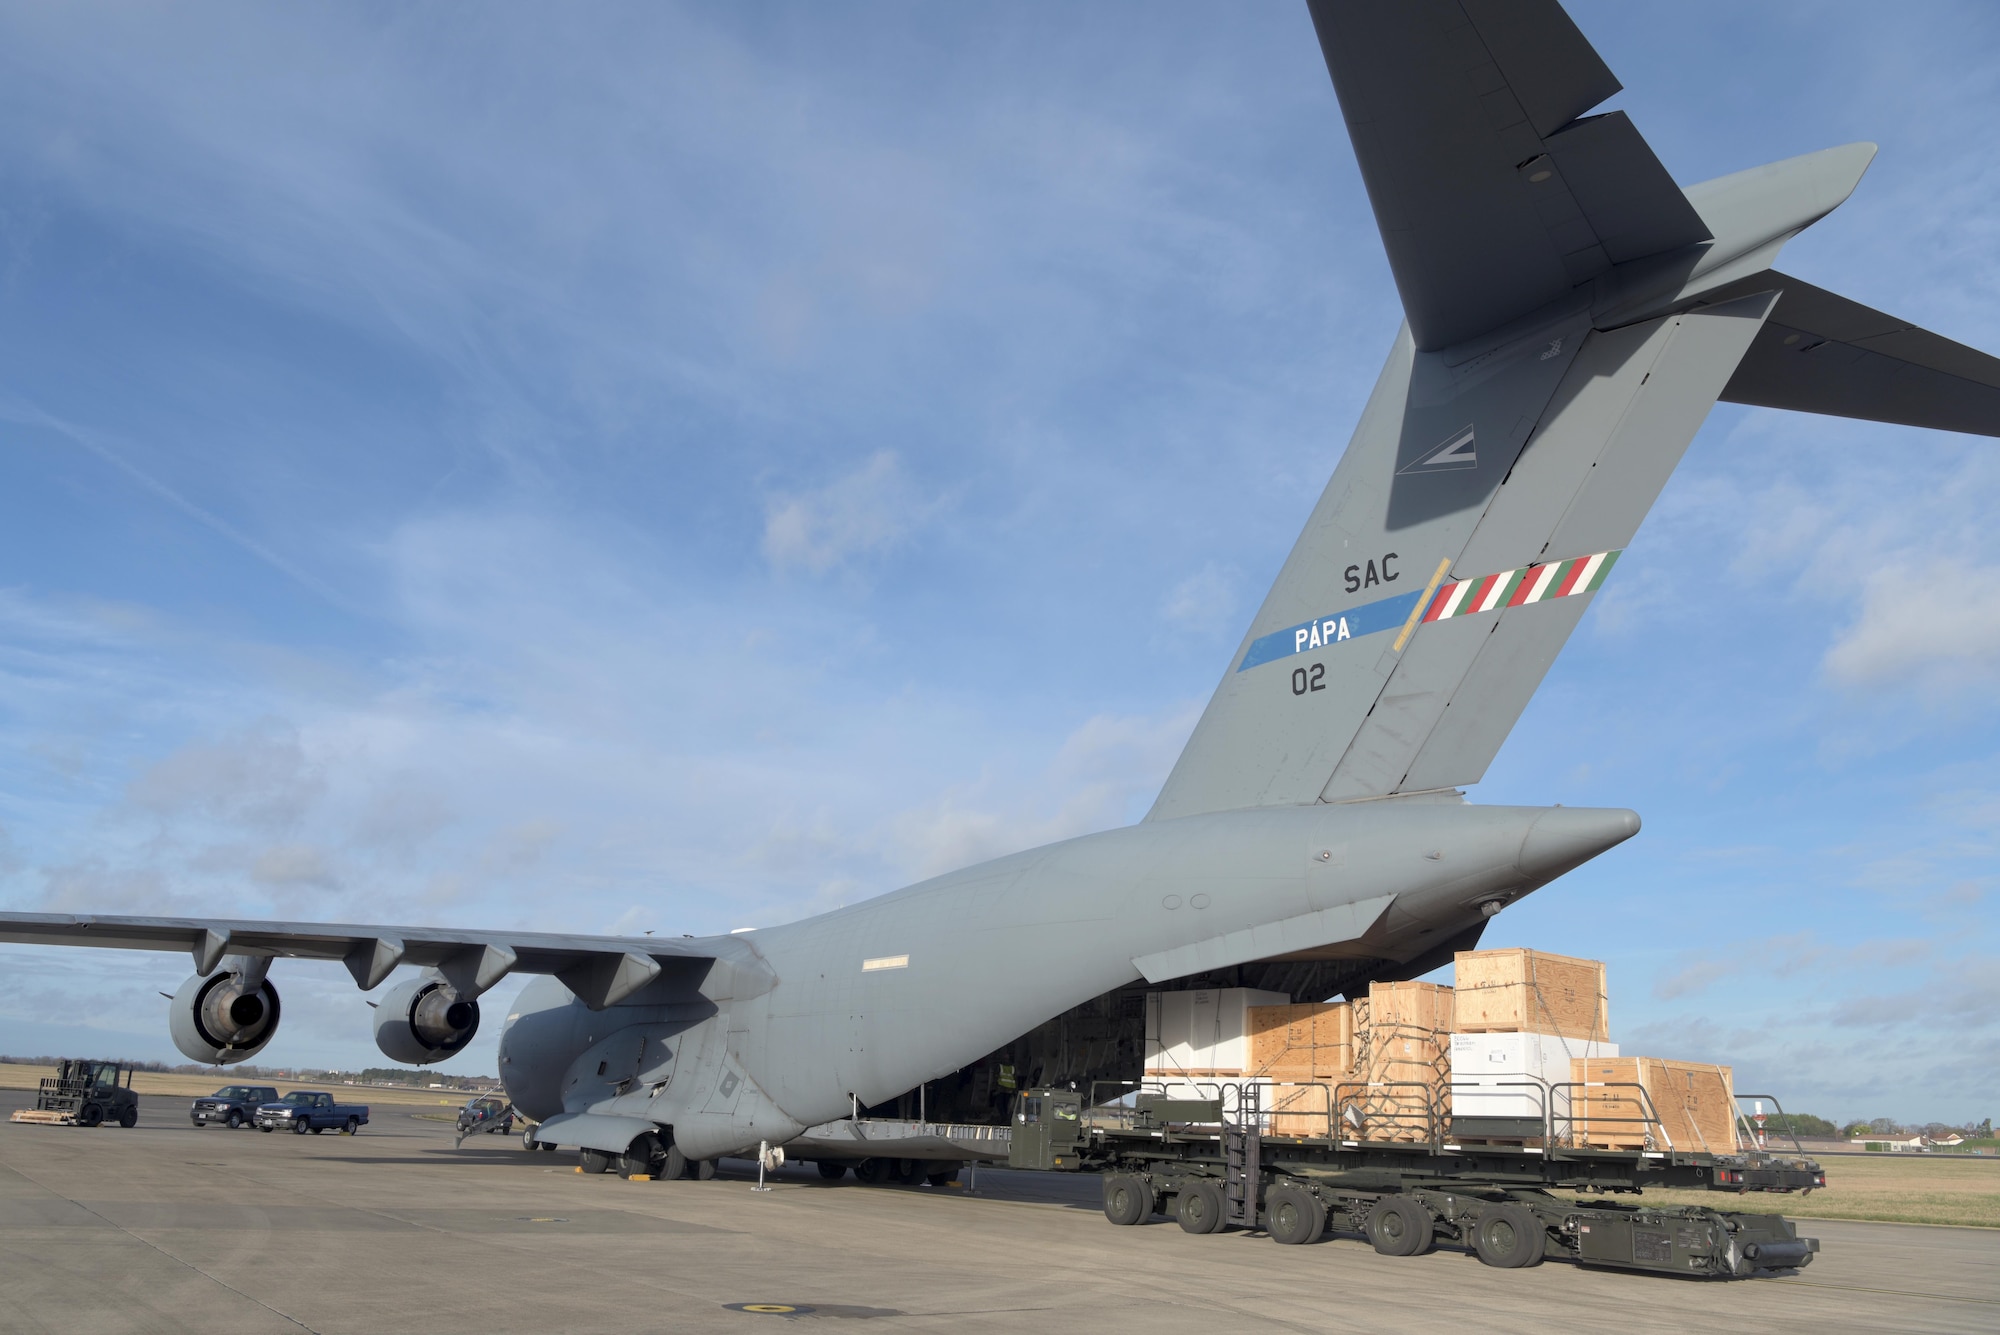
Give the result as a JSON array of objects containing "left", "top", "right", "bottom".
[
  {"left": 253, "top": 1091, "right": 369, "bottom": 1135},
  {"left": 190, "top": 1085, "right": 280, "bottom": 1130}
]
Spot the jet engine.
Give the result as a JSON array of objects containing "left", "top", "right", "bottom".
[
  {"left": 374, "top": 975, "right": 479, "bottom": 1065},
  {"left": 169, "top": 968, "right": 282, "bottom": 1065}
]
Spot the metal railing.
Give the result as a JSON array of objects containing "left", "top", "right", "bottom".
[
  {"left": 1732, "top": 1093, "right": 1808, "bottom": 1156},
  {"left": 1089, "top": 1074, "right": 1692, "bottom": 1154}
]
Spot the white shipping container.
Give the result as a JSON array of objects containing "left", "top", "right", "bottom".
[
  {"left": 1143, "top": 988, "right": 1290, "bottom": 1076},
  {"left": 1449, "top": 1031, "right": 1619, "bottom": 1123}
]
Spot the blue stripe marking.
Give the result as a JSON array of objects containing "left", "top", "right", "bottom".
[{"left": 1237, "top": 589, "right": 1423, "bottom": 672}]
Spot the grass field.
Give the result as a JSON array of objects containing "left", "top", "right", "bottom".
[
  {"left": 1564, "top": 1151, "right": 2000, "bottom": 1228},
  {"left": 0, "top": 1062, "right": 476, "bottom": 1110}
]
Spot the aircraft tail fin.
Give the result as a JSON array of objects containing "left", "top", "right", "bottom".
[{"left": 1149, "top": 290, "right": 1779, "bottom": 820}]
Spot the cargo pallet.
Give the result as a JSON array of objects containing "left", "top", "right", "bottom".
[{"left": 1008, "top": 1079, "right": 1824, "bottom": 1279}]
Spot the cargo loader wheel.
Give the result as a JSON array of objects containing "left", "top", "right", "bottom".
[
  {"left": 1176, "top": 1181, "right": 1226, "bottom": 1235},
  {"left": 1102, "top": 1175, "right": 1151, "bottom": 1226},
  {"left": 579, "top": 1148, "right": 613, "bottom": 1174},
  {"left": 817, "top": 1160, "right": 849, "bottom": 1181},
  {"left": 117, "top": 1106, "right": 138, "bottom": 1129},
  {"left": 78, "top": 1104, "right": 104, "bottom": 1128},
  {"left": 1265, "top": 1185, "right": 1325, "bottom": 1246},
  {"left": 1470, "top": 1204, "right": 1545, "bottom": 1269},
  {"left": 853, "top": 1158, "right": 890, "bottom": 1185},
  {"left": 1365, "top": 1197, "right": 1433, "bottom": 1257}
]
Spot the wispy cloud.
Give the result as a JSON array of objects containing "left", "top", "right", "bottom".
[{"left": 762, "top": 451, "right": 938, "bottom": 576}]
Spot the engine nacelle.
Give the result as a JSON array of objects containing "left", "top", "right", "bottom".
[
  {"left": 169, "top": 970, "right": 282, "bottom": 1065},
  {"left": 374, "top": 976, "right": 480, "bottom": 1065}
]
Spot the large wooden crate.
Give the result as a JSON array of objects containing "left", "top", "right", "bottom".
[
  {"left": 1345, "top": 982, "right": 1454, "bottom": 1142},
  {"left": 1570, "top": 1057, "right": 1737, "bottom": 1152},
  {"left": 1247, "top": 1002, "right": 1353, "bottom": 1080},
  {"left": 1454, "top": 948, "right": 1608, "bottom": 1042},
  {"left": 1264, "top": 1079, "right": 1340, "bottom": 1139}
]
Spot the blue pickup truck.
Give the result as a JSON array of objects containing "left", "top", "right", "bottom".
[
  {"left": 253, "top": 1090, "right": 369, "bottom": 1135},
  {"left": 189, "top": 1084, "right": 280, "bottom": 1130}
]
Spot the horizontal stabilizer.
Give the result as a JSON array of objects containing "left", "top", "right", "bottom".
[
  {"left": 1308, "top": 0, "right": 1709, "bottom": 350},
  {"left": 1701, "top": 270, "right": 2000, "bottom": 437}
]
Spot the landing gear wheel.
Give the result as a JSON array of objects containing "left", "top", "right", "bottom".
[
  {"left": 225, "top": 1111, "right": 243, "bottom": 1130},
  {"left": 662, "top": 1144, "right": 689, "bottom": 1181},
  {"left": 695, "top": 1159, "right": 717, "bottom": 1181},
  {"left": 78, "top": 1104, "right": 104, "bottom": 1128},
  {"left": 521, "top": 1126, "right": 539, "bottom": 1151},
  {"left": 1102, "top": 1174, "right": 1150, "bottom": 1226},
  {"left": 293, "top": 1118, "right": 310, "bottom": 1135},
  {"left": 540, "top": 1141, "right": 557, "bottom": 1152},
  {"left": 1175, "top": 1181, "right": 1226, "bottom": 1235},
  {"left": 1365, "top": 1197, "right": 1434, "bottom": 1256},
  {"left": 1264, "top": 1185, "right": 1325, "bottom": 1245},
  {"left": 117, "top": 1105, "right": 138, "bottom": 1129},
  {"left": 1470, "top": 1203, "right": 1545, "bottom": 1268},
  {"left": 817, "top": 1161, "right": 849, "bottom": 1181},
  {"left": 618, "top": 1133, "right": 662, "bottom": 1179},
  {"left": 579, "top": 1148, "right": 613, "bottom": 1174}
]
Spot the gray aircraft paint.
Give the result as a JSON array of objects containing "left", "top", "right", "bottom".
[{"left": 5, "top": 0, "right": 1999, "bottom": 1166}]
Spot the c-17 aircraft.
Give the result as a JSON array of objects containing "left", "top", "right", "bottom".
[{"left": 6, "top": 0, "right": 1999, "bottom": 1175}]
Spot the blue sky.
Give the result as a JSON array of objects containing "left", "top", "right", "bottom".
[{"left": 1, "top": 1, "right": 1995, "bottom": 1125}]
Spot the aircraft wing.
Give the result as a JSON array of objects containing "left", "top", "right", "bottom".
[
  {"left": 0, "top": 911, "right": 754, "bottom": 1008},
  {"left": 1703, "top": 269, "right": 2000, "bottom": 437},
  {"left": 1307, "top": 0, "right": 1711, "bottom": 351}
]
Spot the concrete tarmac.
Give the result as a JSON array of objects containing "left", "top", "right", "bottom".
[{"left": 3, "top": 1090, "right": 1995, "bottom": 1335}]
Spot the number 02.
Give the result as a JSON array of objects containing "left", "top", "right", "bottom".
[{"left": 1291, "top": 663, "right": 1325, "bottom": 696}]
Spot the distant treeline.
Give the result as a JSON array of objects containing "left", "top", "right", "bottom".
[{"left": 2, "top": 1055, "right": 495, "bottom": 1088}]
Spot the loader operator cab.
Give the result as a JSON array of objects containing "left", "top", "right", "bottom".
[{"left": 1007, "top": 1088, "right": 1083, "bottom": 1171}]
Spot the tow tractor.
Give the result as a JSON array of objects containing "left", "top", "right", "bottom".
[
  {"left": 9, "top": 1059, "right": 141, "bottom": 1128},
  {"left": 1008, "top": 1079, "right": 1824, "bottom": 1279}
]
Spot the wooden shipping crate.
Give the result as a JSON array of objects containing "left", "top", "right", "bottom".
[
  {"left": 1346, "top": 981, "right": 1453, "bottom": 1141},
  {"left": 1247, "top": 1002, "right": 1353, "bottom": 1079},
  {"left": 1454, "top": 947, "right": 1608, "bottom": 1041},
  {"left": 1367, "top": 980, "right": 1455, "bottom": 1032},
  {"left": 1264, "top": 1078, "right": 1339, "bottom": 1139},
  {"left": 1570, "top": 1056, "right": 1737, "bottom": 1153}
]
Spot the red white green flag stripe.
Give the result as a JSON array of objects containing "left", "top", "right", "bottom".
[{"left": 1422, "top": 550, "right": 1620, "bottom": 623}]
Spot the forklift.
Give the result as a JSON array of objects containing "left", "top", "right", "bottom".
[{"left": 9, "top": 1059, "right": 141, "bottom": 1128}]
